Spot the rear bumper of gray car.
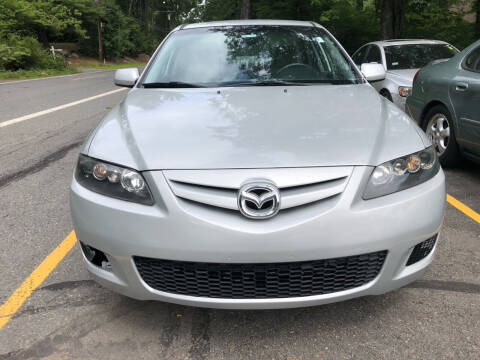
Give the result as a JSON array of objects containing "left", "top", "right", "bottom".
[
  {"left": 392, "top": 93, "right": 408, "bottom": 112},
  {"left": 70, "top": 166, "right": 445, "bottom": 309},
  {"left": 405, "top": 96, "right": 425, "bottom": 124}
]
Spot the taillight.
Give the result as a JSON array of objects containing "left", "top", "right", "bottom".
[{"left": 413, "top": 70, "right": 421, "bottom": 84}]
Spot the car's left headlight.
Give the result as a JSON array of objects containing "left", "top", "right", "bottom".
[
  {"left": 75, "top": 154, "right": 154, "bottom": 205},
  {"left": 363, "top": 146, "right": 440, "bottom": 200}
]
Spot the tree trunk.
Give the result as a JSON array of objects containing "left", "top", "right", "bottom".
[
  {"left": 356, "top": 0, "right": 364, "bottom": 11},
  {"left": 380, "top": 0, "right": 407, "bottom": 39},
  {"left": 241, "top": 0, "right": 250, "bottom": 19},
  {"left": 128, "top": 0, "right": 136, "bottom": 16},
  {"left": 476, "top": 0, "right": 480, "bottom": 38},
  {"left": 37, "top": 29, "right": 49, "bottom": 47}
]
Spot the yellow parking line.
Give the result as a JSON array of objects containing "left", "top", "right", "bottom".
[
  {"left": 446, "top": 194, "right": 480, "bottom": 224},
  {"left": 0, "top": 231, "right": 77, "bottom": 330}
]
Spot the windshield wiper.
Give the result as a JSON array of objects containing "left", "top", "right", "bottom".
[
  {"left": 227, "top": 79, "right": 308, "bottom": 87},
  {"left": 142, "top": 81, "right": 206, "bottom": 88}
]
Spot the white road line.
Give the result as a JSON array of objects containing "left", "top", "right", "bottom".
[
  {"left": 72, "top": 74, "right": 108, "bottom": 81},
  {"left": 0, "top": 88, "right": 127, "bottom": 129},
  {"left": 0, "top": 70, "right": 114, "bottom": 86}
]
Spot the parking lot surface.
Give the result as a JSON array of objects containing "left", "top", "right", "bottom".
[{"left": 0, "top": 72, "right": 478, "bottom": 359}]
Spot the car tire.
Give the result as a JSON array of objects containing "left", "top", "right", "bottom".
[
  {"left": 423, "top": 105, "right": 460, "bottom": 168},
  {"left": 380, "top": 89, "right": 393, "bottom": 102}
]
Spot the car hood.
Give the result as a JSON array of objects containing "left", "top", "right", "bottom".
[
  {"left": 386, "top": 69, "right": 419, "bottom": 86},
  {"left": 85, "top": 84, "right": 427, "bottom": 170}
]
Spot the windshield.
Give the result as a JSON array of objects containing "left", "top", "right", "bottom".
[
  {"left": 142, "top": 26, "right": 362, "bottom": 87},
  {"left": 384, "top": 43, "right": 458, "bottom": 70}
]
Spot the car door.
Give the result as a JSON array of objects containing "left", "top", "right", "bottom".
[
  {"left": 450, "top": 45, "right": 480, "bottom": 155},
  {"left": 363, "top": 45, "right": 384, "bottom": 92}
]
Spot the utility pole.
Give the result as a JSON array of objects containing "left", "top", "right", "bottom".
[
  {"left": 96, "top": 0, "right": 104, "bottom": 63},
  {"left": 98, "top": 19, "right": 103, "bottom": 63}
]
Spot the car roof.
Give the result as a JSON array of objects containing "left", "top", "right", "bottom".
[
  {"left": 369, "top": 39, "right": 450, "bottom": 47},
  {"left": 180, "top": 20, "right": 319, "bottom": 30}
]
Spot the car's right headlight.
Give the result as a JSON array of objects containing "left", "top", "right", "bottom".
[
  {"left": 75, "top": 154, "right": 154, "bottom": 205},
  {"left": 363, "top": 146, "right": 440, "bottom": 200}
]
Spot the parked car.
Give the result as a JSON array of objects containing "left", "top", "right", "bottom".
[
  {"left": 70, "top": 20, "right": 445, "bottom": 309},
  {"left": 352, "top": 40, "right": 459, "bottom": 111},
  {"left": 406, "top": 40, "right": 480, "bottom": 167}
]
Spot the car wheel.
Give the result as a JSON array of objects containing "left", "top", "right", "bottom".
[
  {"left": 423, "top": 105, "right": 460, "bottom": 167},
  {"left": 380, "top": 89, "right": 393, "bottom": 102}
]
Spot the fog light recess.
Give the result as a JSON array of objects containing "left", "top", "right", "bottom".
[
  {"left": 406, "top": 235, "right": 437, "bottom": 266},
  {"left": 80, "top": 242, "right": 112, "bottom": 271}
]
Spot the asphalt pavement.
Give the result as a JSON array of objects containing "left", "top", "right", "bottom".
[{"left": 0, "top": 71, "right": 478, "bottom": 359}]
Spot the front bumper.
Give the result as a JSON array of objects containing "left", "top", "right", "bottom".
[{"left": 70, "top": 166, "right": 445, "bottom": 309}]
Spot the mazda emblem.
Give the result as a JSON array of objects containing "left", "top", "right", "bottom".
[{"left": 238, "top": 182, "right": 280, "bottom": 219}]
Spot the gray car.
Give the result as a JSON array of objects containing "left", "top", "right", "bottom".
[
  {"left": 352, "top": 40, "right": 459, "bottom": 111},
  {"left": 406, "top": 39, "right": 480, "bottom": 166},
  {"left": 70, "top": 20, "right": 445, "bottom": 309}
]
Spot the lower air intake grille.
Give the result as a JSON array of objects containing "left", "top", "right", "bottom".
[
  {"left": 406, "top": 235, "right": 437, "bottom": 266},
  {"left": 134, "top": 251, "right": 387, "bottom": 299}
]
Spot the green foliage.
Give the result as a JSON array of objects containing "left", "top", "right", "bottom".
[
  {"left": 77, "top": 0, "right": 152, "bottom": 58},
  {"left": 404, "top": 0, "right": 476, "bottom": 49},
  {"left": 254, "top": 0, "right": 325, "bottom": 20},
  {"left": 0, "top": 67, "right": 79, "bottom": 80},
  {"left": 195, "top": 0, "right": 478, "bottom": 53},
  {"left": 0, "top": 35, "right": 68, "bottom": 71},
  {"left": 0, "top": 0, "right": 478, "bottom": 71},
  {"left": 193, "top": 0, "right": 239, "bottom": 21},
  {"left": 0, "top": 0, "right": 86, "bottom": 40},
  {"left": 319, "top": 0, "right": 379, "bottom": 53}
]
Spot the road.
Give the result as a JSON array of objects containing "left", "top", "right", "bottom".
[{"left": 0, "top": 71, "right": 478, "bottom": 360}]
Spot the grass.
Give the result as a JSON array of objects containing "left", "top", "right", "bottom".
[
  {"left": 73, "top": 59, "right": 146, "bottom": 69},
  {"left": 0, "top": 59, "right": 146, "bottom": 81},
  {"left": 0, "top": 67, "right": 80, "bottom": 80}
]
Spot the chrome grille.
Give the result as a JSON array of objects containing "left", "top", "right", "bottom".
[{"left": 164, "top": 167, "right": 353, "bottom": 214}]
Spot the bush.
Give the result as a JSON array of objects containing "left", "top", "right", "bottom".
[{"left": 0, "top": 35, "right": 68, "bottom": 71}]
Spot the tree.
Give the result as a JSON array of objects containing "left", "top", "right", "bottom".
[
  {"left": 380, "top": 0, "right": 407, "bottom": 39},
  {"left": 241, "top": 0, "right": 250, "bottom": 19}
]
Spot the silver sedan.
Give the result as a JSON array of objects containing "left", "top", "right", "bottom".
[
  {"left": 352, "top": 39, "right": 459, "bottom": 111},
  {"left": 70, "top": 20, "right": 445, "bottom": 309}
]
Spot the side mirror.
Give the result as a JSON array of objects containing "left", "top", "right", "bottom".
[
  {"left": 361, "top": 63, "right": 386, "bottom": 82},
  {"left": 114, "top": 68, "right": 140, "bottom": 87}
]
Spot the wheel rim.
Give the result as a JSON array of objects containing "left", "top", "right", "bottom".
[{"left": 426, "top": 113, "right": 450, "bottom": 155}]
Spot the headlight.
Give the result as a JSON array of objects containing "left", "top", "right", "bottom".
[
  {"left": 363, "top": 146, "right": 439, "bottom": 200},
  {"left": 398, "top": 86, "right": 412, "bottom": 97},
  {"left": 75, "top": 155, "right": 154, "bottom": 205}
]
